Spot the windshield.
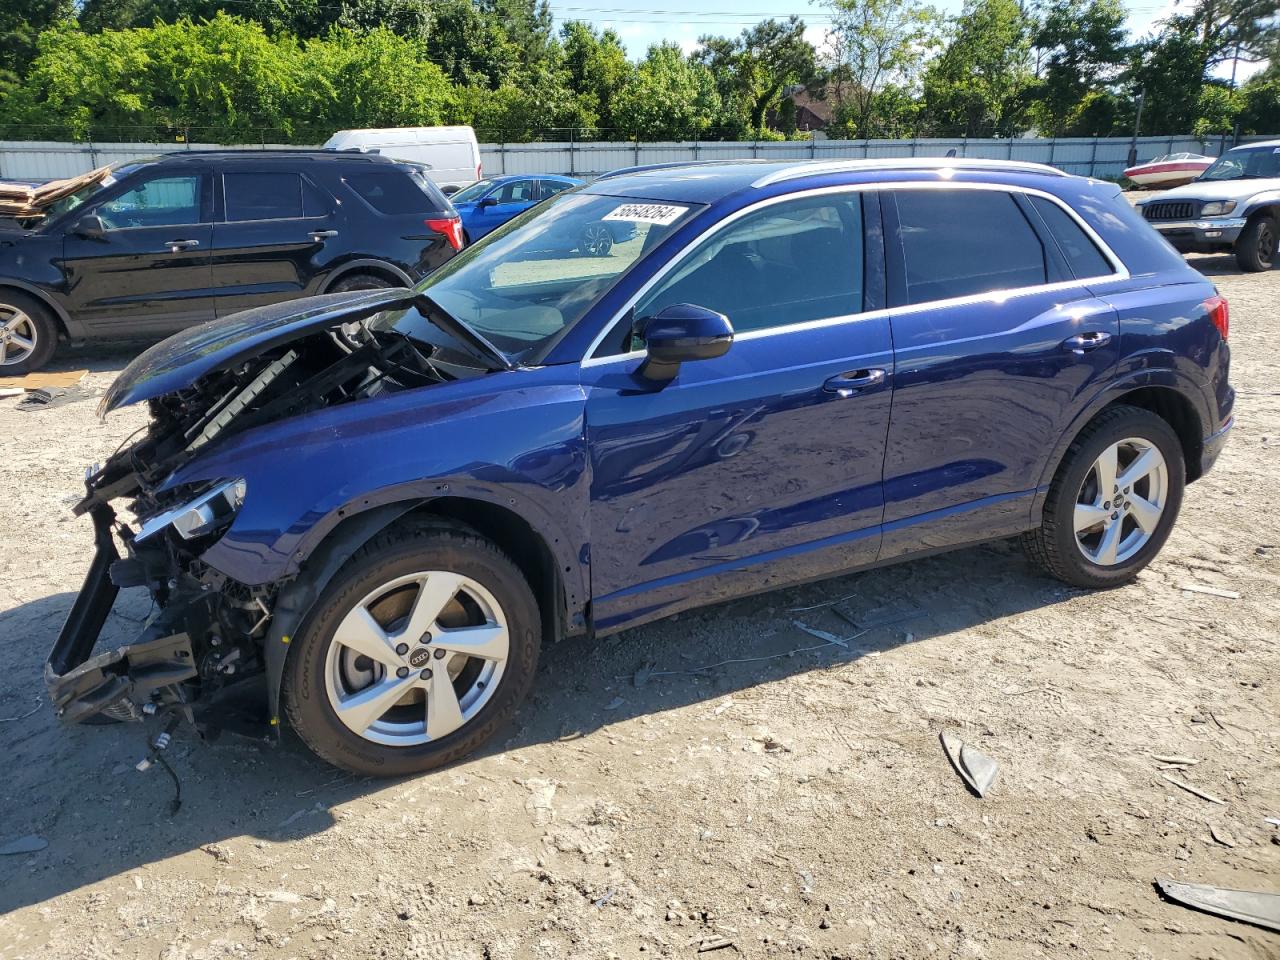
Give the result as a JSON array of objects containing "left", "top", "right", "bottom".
[
  {"left": 401, "top": 191, "right": 701, "bottom": 361},
  {"left": 1197, "top": 146, "right": 1280, "bottom": 181},
  {"left": 450, "top": 179, "right": 496, "bottom": 203}
]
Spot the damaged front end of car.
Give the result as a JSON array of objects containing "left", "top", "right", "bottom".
[{"left": 45, "top": 288, "right": 499, "bottom": 732}]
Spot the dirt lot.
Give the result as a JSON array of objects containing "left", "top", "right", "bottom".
[{"left": 1, "top": 253, "right": 1278, "bottom": 960}]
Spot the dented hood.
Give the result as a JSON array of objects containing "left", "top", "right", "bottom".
[{"left": 101, "top": 288, "right": 510, "bottom": 414}]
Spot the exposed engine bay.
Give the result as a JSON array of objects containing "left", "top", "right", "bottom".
[{"left": 45, "top": 299, "right": 488, "bottom": 745}]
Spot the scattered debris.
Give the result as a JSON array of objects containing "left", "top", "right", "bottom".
[
  {"left": 789, "top": 592, "right": 857, "bottom": 612},
  {"left": 0, "top": 698, "right": 40, "bottom": 723},
  {"left": 1209, "top": 824, "right": 1236, "bottom": 848},
  {"left": 522, "top": 778, "right": 557, "bottom": 824},
  {"left": 277, "top": 802, "right": 325, "bottom": 828},
  {"left": 1151, "top": 754, "right": 1199, "bottom": 766},
  {"left": 593, "top": 888, "right": 616, "bottom": 908},
  {"left": 0, "top": 368, "right": 88, "bottom": 391},
  {"left": 792, "top": 621, "right": 851, "bottom": 648},
  {"left": 1265, "top": 817, "right": 1280, "bottom": 828},
  {"left": 695, "top": 934, "right": 736, "bottom": 953},
  {"left": 1179, "top": 584, "right": 1240, "bottom": 600},
  {"left": 260, "top": 890, "right": 302, "bottom": 904},
  {"left": 0, "top": 387, "right": 21, "bottom": 398},
  {"left": 755, "top": 735, "right": 792, "bottom": 753},
  {"left": 603, "top": 696, "right": 626, "bottom": 711},
  {"left": 0, "top": 834, "right": 48, "bottom": 856},
  {"left": 16, "top": 385, "right": 96, "bottom": 411},
  {"left": 1161, "top": 774, "right": 1226, "bottom": 805},
  {"left": 633, "top": 662, "right": 655, "bottom": 688},
  {"left": 940, "top": 731, "right": 999, "bottom": 798},
  {"left": 1156, "top": 879, "right": 1280, "bottom": 933}
]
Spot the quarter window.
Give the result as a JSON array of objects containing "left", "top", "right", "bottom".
[
  {"left": 634, "top": 193, "right": 865, "bottom": 336},
  {"left": 345, "top": 170, "right": 437, "bottom": 214},
  {"left": 96, "top": 175, "right": 201, "bottom": 229},
  {"left": 1028, "top": 195, "right": 1113, "bottom": 279},
  {"left": 225, "top": 172, "right": 304, "bottom": 221},
  {"left": 892, "top": 190, "right": 1046, "bottom": 305}
]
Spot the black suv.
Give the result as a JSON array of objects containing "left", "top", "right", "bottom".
[{"left": 0, "top": 150, "right": 463, "bottom": 372}]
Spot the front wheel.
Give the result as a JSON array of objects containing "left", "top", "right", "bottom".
[
  {"left": 1235, "top": 215, "right": 1276, "bottom": 272},
  {"left": 0, "top": 292, "right": 58, "bottom": 373},
  {"left": 1022, "top": 405, "right": 1185, "bottom": 588},
  {"left": 283, "top": 522, "right": 541, "bottom": 776}
]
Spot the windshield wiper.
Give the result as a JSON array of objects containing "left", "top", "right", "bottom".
[{"left": 414, "top": 294, "right": 514, "bottom": 371}]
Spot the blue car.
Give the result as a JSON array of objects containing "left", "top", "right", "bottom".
[
  {"left": 451, "top": 173, "right": 634, "bottom": 254},
  {"left": 49, "top": 159, "right": 1233, "bottom": 776}
]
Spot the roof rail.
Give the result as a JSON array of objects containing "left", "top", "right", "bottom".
[
  {"left": 751, "top": 157, "right": 1070, "bottom": 187},
  {"left": 594, "top": 159, "right": 766, "bottom": 181}
]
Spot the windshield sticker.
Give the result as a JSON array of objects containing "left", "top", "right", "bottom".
[{"left": 603, "top": 203, "right": 688, "bottom": 226}]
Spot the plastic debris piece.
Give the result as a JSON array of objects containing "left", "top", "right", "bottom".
[
  {"left": 792, "top": 621, "right": 850, "bottom": 648},
  {"left": 1156, "top": 879, "right": 1280, "bottom": 933},
  {"left": 0, "top": 834, "right": 48, "bottom": 855},
  {"left": 1180, "top": 584, "right": 1240, "bottom": 599},
  {"left": 696, "top": 935, "right": 736, "bottom": 953},
  {"left": 940, "top": 731, "right": 999, "bottom": 797},
  {"left": 1151, "top": 754, "right": 1199, "bottom": 765},
  {"left": 1161, "top": 774, "right": 1226, "bottom": 805}
]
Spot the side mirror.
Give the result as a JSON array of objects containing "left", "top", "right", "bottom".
[
  {"left": 637, "top": 303, "right": 734, "bottom": 382},
  {"left": 73, "top": 214, "right": 107, "bottom": 240},
  {"left": 478, "top": 196, "right": 498, "bottom": 209}
]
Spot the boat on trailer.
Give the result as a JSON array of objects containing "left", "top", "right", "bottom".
[{"left": 1123, "top": 153, "right": 1214, "bottom": 188}]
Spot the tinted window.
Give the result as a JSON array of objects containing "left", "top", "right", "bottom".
[
  {"left": 539, "top": 180, "right": 572, "bottom": 200},
  {"left": 225, "top": 172, "right": 303, "bottom": 221},
  {"left": 346, "top": 170, "right": 437, "bottom": 215},
  {"left": 494, "top": 179, "right": 536, "bottom": 203},
  {"left": 893, "top": 190, "right": 1046, "bottom": 305},
  {"left": 1028, "top": 195, "right": 1113, "bottom": 278},
  {"left": 97, "top": 175, "right": 201, "bottom": 229},
  {"left": 302, "top": 177, "right": 332, "bottom": 217},
  {"left": 635, "top": 193, "right": 865, "bottom": 335}
]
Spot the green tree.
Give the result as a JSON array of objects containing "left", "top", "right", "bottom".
[
  {"left": 923, "top": 0, "right": 1036, "bottom": 136},
  {"left": 1029, "top": 0, "right": 1128, "bottom": 135},
  {"left": 1191, "top": 82, "right": 1242, "bottom": 136},
  {"left": 0, "top": 0, "right": 73, "bottom": 98},
  {"left": 823, "top": 0, "right": 941, "bottom": 138},
  {"left": 424, "top": 0, "right": 521, "bottom": 89},
  {"left": 1237, "top": 68, "right": 1280, "bottom": 134},
  {"left": 560, "top": 20, "right": 630, "bottom": 132},
  {"left": 695, "top": 17, "right": 817, "bottom": 135},
  {"left": 612, "top": 42, "right": 722, "bottom": 140}
]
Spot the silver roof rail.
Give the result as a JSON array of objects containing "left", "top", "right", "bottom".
[
  {"left": 751, "top": 157, "right": 1070, "bottom": 187},
  {"left": 594, "top": 159, "right": 768, "bottom": 181}
]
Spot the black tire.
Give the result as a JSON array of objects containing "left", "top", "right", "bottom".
[
  {"left": 1021, "top": 405, "right": 1185, "bottom": 589},
  {"left": 578, "top": 223, "right": 614, "bottom": 257},
  {"left": 0, "top": 290, "right": 58, "bottom": 374},
  {"left": 328, "top": 271, "right": 398, "bottom": 293},
  {"left": 283, "top": 521, "right": 541, "bottom": 777},
  {"left": 1235, "top": 215, "right": 1276, "bottom": 272}
]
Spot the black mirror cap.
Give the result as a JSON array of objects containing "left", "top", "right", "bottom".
[
  {"left": 478, "top": 196, "right": 498, "bottom": 208},
  {"left": 74, "top": 214, "right": 107, "bottom": 239},
  {"left": 638, "top": 303, "right": 734, "bottom": 382}
]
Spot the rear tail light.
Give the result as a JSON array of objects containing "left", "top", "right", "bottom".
[
  {"left": 425, "top": 216, "right": 464, "bottom": 251},
  {"left": 1204, "top": 294, "right": 1229, "bottom": 340}
]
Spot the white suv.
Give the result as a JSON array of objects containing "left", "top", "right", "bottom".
[{"left": 1135, "top": 140, "right": 1280, "bottom": 272}]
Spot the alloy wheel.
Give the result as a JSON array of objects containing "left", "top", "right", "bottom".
[
  {"left": 323, "top": 571, "right": 509, "bottom": 746},
  {"left": 0, "top": 305, "right": 38, "bottom": 367},
  {"left": 582, "top": 224, "right": 613, "bottom": 257},
  {"left": 1259, "top": 222, "right": 1276, "bottom": 266},
  {"left": 1073, "top": 437, "right": 1169, "bottom": 566}
]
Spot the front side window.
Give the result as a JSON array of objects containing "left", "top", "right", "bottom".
[
  {"left": 893, "top": 189, "right": 1046, "bottom": 305},
  {"left": 224, "top": 172, "right": 304, "bottom": 221},
  {"left": 494, "top": 180, "right": 536, "bottom": 203},
  {"left": 451, "top": 179, "right": 495, "bottom": 203},
  {"left": 96, "top": 175, "right": 201, "bottom": 229},
  {"left": 407, "top": 192, "right": 700, "bottom": 360},
  {"left": 633, "top": 193, "right": 865, "bottom": 337}
]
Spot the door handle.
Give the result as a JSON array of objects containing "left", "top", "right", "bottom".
[
  {"left": 1061, "top": 331, "right": 1113, "bottom": 355},
  {"left": 823, "top": 368, "right": 886, "bottom": 398},
  {"left": 309, "top": 230, "right": 339, "bottom": 242},
  {"left": 165, "top": 239, "right": 200, "bottom": 251}
]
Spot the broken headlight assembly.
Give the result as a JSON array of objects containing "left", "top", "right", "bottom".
[{"left": 135, "top": 478, "right": 247, "bottom": 543}]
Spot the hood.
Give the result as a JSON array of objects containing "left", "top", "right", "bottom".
[
  {"left": 101, "top": 288, "right": 510, "bottom": 413},
  {"left": 1138, "top": 177, "right": 1280, "bottom": 204}
]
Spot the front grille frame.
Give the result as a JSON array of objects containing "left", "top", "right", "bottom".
[{"left": 1143, "top": 201, "right": 1200, "bottom": 222}]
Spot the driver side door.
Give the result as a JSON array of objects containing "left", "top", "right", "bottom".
[{"left": 60, "top": 169, "right": 214, "bottom": 334}]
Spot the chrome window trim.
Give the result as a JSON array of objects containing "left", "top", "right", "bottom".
[{"left": 580, "top": 181, "right": 1128, "bottom": 368}]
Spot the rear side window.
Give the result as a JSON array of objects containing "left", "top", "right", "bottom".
[
  {"left": 225, "top": 172, "right": 303, "bottom": 221},
  {"left": 539, "top": 180, "right": 571, "bottom": 200},
  {"left": 892, "top": 190, "right": 1046, "bottom": 305},
  {"left": 345, "top": 170, "right": 442, "bottom": 215},
  {"left": 1028, "top": 195, "right": 1114, "bottom": 278}
]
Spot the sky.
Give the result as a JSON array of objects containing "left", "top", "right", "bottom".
[{"left": 544, "top": 0, "right": 1263, "bottom": 81}]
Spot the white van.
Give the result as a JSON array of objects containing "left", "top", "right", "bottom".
[{"left": 322, "top": 126, "right": 482, "bottom": 194}]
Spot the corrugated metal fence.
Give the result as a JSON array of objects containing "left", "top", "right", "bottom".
[{"left": 1, "top": 134, "right": 1275, "bottom": 183}]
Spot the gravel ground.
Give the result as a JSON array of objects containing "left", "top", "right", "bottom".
[{"left": 0, "top": 252, "right": 1277, "bottom": 960}]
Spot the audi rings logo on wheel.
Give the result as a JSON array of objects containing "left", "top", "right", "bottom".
[{"left": 407, "top": 647, "right": 432, "bottom": 668}]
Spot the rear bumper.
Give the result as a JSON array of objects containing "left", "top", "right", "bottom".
[
  {"left": 1152, "top": 218, "right": 1246, "bottom": 252},
  {"left": 1200, "top": 416, "right": 1233, "bottom": 477}
]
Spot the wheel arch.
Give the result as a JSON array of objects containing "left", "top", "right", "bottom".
[
  {"left": 320, "top": 259, "right": 414, "bottom": 294},
  {"left": 0, "top": 281, "right": 76, "bottom": 340}
]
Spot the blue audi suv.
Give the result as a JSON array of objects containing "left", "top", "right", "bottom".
[{"left": 49, "top": 159, "right": 1233, "bottom": 776}]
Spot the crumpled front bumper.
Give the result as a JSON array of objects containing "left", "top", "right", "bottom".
[
  {"left": 45, "top": 505, "right": 197, "bottom": 724},
  {"left": 1151, "top": 217, "right": 1247, "bottom": 252}
]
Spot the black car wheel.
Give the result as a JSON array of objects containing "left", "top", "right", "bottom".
[
  {"left": 0, "top": 291, "right": 58, "bottom": 374},
  {"left": 1022, "top": 405, "right": 1185, "bottom": 589},
  {"left": 283, "top": 521, "right": 541, "bottom": 776},
  {"left": 1235, "top": 215, "right": 1276, "bottom": 272},
  {"left": 578, "top": 223, "right": 614, "bottom": 257}
]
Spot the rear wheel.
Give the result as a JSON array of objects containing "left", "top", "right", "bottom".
[
  {"left": 1022, "top": 405, "right": 1185, "bottom": 588},
  {"left": 0, "top": 291, "right": 58, "bottom": 373},
  {"left": 1235, "top": 215, "right": 1276, "bottom": 272},
  {"left": 283, "top": 522, "right": 541, "bottom": 776}
]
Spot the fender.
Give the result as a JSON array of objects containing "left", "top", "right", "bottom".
[
  {"left": 1029, "top": 367, "right": 1210, "bottom": 520},
  {"left": 1239, "top": 191, "right": 1280, "bottom": 220},
  {"left": 320, "top": 258, "right": 414, "bottom": 292},
  {"left": 0, "top": 278, "right": 86, "bottom": 339}
]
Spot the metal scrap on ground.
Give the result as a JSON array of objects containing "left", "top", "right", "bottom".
[
  {"left": 1156, "top": 879, "right": 1280, "bottom": 933},
  {"left": 940, "top": 731, "right": 1000, "bottom": 798}
]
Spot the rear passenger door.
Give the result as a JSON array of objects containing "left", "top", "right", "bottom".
[
  {"left": 879, "top": 185, "right": 1122, "bottom": 558},
  {"left": 211, "top": 169, "right": 339, "bottom": 316}
]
